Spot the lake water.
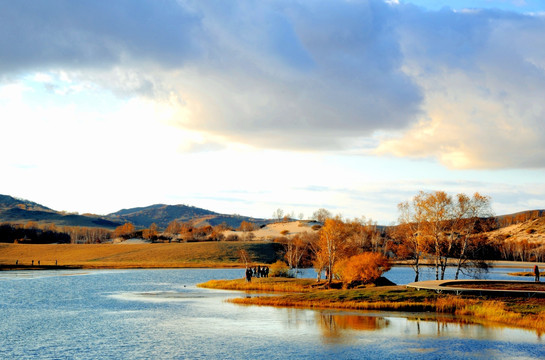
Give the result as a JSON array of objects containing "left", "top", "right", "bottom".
[{"left": 0, "top": 267, "right": 543, "bottom": 359}]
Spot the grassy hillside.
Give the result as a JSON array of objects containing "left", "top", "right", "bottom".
[
  {"left": 495, "top": 210, "right": 545, "bottom": 228},
  {"left": 0, "top": 194, "right": 52, "bottom": 211},
  {"left": 108, "top": 203, "right": 270, "bottom": 229},
  {"left": 0, "top": 194, "right": 123, "bottom": 229},
  {"left": 108, "top": 204, "right": 218, "bottom": 228},
  {"left": 0, "top": 242, "right": 283, "bottom": 268},
  {"left": 483, "top": 216, "right": 545, "bottom": 244},
  {"left": 0, "top": 207, "right": 122, "bottom": 228}
]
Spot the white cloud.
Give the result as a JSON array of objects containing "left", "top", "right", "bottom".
[
  {"left": 377, "top": 7, "right": 545, "bottom": 169},
  {"left": 3, "top": 1, "right": 544, "bottom": 169},
  {"left": 0, "top": 0, "right": 423, "bottom": 151},
  {"left": 1, "top": 0, "right": 545, "bottom": 220}
]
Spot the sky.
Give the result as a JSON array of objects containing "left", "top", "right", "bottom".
[{"left": 1, "top": 0, "right": 545, "bottom": 224}]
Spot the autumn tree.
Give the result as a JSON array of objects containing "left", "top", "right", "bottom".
[
  {"left": 190, "top": 225, "right": 213, "bottom": 241},
  {"left": 165, "top": 220, "right": 181, "bottom": 236},
  {"left": 395, "top": 190, "right": 493, "bottom": 281},
  {"left": 317, "top": 218, "right": 353, "bottom": 284},
  {"left": 449, "top": 193, "right": 493, "bottom": 279},
  {"left": 308, "top": 231, "right": 327, "bottom": 281},
  {"left": 347, "top": 217, "right": 384, "bottom": 254},
  {"left": 420, "top": 191, "right": 453, "bottom": 280},
  {"left": 335, "top": 252, "right": 391, "bottom": 288},
  {"left": 210, "top": 223, "right": 229, "bottom": 241},
  {"left": 395, "top": 192, "right": 428, "bottom": 282},
  {"left": 238, "top": 221, "right": 256, "bottom": 232},
  {"left": 313, "top": 208, "right": 332, "bottom": 224},
  {"left": 113, "top": 223, "right": 135, "bottom": 239},
  {"left": 238, "top": 249, "right": 253, "bottom": 268},
  {"left": 273, "top": 208, "right": 284, "bottom": 222},
  {"left": 395, "top": 191, "right": 453, "bottom": 280},
  {"left": 25, "top": 221, "right": 38, "bottom": 229},
  {"left": 179, "top": 222, "right": 193, "bottom": 242},
  {"left": 280, "top": 234, "right": 308, "bottom": 277},
  {"left": 142, "top": 223, "right": 158, "bottom": 241},
  {"left": 62, "top": 226, "right": 110, "bottom": 244}
]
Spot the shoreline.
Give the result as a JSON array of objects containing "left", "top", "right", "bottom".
[
  {"left": 1, "top": 261, "right": 542, "bottom": 271},
  {"left": 1, "top": 242, "right": 542, "bottom": 271},
  {"left": 392, "top": 260, "right": 545, "bottom": 269},
  {"left": 0, "top": 263, "right": 246, "bottom": 271},
  {"left": 198, "top": 277, "right": 545, "bottom": 334},
  {"left": 0, "top": 242, "right": 277, "bottom": 270}
]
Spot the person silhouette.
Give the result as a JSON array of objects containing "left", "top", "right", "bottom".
[{"left": 245, "top": 267, "right": 252, "bottom": 282}]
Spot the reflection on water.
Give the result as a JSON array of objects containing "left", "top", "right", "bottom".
[
  {"left": 317, "top": 312, "right": 389, "bottom": 344},
  {"left": 0, "top": 268, "right": 544, "bottom": 360}
]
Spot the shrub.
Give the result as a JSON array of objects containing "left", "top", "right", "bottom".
[
  {"left": 269, "top": 260, "right": 292, "bottom": 277},
  {"left": 335, "top": 252, "right": 391, "bottom": 288},
  {"left": 311, "top": 224, "right": 322, "bottom": 231},
  {"left": 238, "top": 221, "right": 257, "bottom": 232},
  {"left": 272, "top": 236, "right": 289, "bottom": 243}
]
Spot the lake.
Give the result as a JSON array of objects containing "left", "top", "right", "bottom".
[{"left": 0, "top": 267, "right": 543, "bottom": 359}]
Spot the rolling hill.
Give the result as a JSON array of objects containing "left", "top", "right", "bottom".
[
  {"left": 107, "top": 204, "right": 271, "bottom": 229},
  {"left": 0, "top": 194, "right": 270, "bottom": 230},
  {"left": 2, "top": 193, "right": 543, "bottom": 236},
  {"left": 0, "top": 194, "right": 123, "bottom": 229}
]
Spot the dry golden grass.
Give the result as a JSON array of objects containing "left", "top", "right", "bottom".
[
  {"left": 203, "top": 278, "right": 545, "bottom": 333},
  {"left": 199, "top": 277, "right": 317, "bottom": 292},
  {"left": 485, "top": 216, "right": 545, "bottom": 244},
  {"left": 0, "top": 242, "right": 276, "bottom": 268},
  {"left": 234, "top": 293, "right": 545, "bottom": 333}
]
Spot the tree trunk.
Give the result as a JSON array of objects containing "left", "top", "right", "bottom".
[{"left": 435, "top": 252, "right": 440, "bottom": 280}]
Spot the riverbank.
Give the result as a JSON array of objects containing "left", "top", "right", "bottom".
[
  {"left": 0, "top": 242, "right": 279, "bottom": 269},
  {"left": 1, "top": 243, "right": 543, "bottom": 271},
  {"left": 198, "top": 277, "right": 545, "bottom": 333},
  {"left": 392, "top": 260, "right": 545, "bottom": 269}
]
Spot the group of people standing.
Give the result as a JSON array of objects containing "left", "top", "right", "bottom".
[{"left": 245, "top": 265, "right": 269, "bottom": 282}]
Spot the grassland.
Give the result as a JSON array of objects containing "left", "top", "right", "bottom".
[
  {"left": 0, "top": 242, "right": 280, "bottom": 269},
  {"left": 199, "top": 277, "right": 318, "bottom": 292},
  {"left": 199, "top": 277, "right": 545, "bottom": 333}
]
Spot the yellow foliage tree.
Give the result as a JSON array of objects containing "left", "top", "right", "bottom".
[
  {"left": 142, "top": 223, "right": 158, "bottom": 240},
  {"left": 317, "top": 218, "right": 352, "bottom": 284},
  {"left": 238, "top": 221, "right": 256, "bottom": 232},
  {"left": 113, "top": 223, "right": 135, "bottom": 239},
  {"left": 335, "top": 252, "right": 391, "bottom": 288}
]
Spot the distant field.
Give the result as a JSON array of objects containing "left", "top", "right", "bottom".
[{"left": 0, "top": 242, "right": 281, "bottom": 269}]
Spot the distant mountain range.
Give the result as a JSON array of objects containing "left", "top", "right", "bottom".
[
  {"left": 1, "top": 193, "right": 543, "bottom": 231},
  {"left": 0, "top": 194, "right": 123, "bottom": 229},
  {"left": 0, "top": 194, "right": 270, "bottom": 230},
  {"left": 107, "top": 203, "right": 270, "bottom": 229}
]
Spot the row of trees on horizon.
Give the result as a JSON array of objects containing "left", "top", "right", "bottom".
[
  {"left": 271, "top": 191, "right": 545, "bottom": 285},
  {"left": 2, "top": 191, "right": 545, "bottom": 279}
]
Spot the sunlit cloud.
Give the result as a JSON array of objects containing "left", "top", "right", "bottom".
[
  {"left": 1, "top": 0, "right": 545, "bottom": 220},
  {"left": 377, "top": 7, "right": 545, "bottom": 169},
  {"left": 2, "top": 1, "right": 545, "bottom": 168}
]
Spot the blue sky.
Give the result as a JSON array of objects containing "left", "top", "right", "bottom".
[
  {"left": 1, "top": 0, "right": 544, "bottom": 224},
  {"left": 402, "top": 0, "right": 545, "bottom": 12}
]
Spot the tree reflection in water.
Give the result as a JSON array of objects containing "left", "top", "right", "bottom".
[{"left": 317, "top": 312, "right": 389, "bottom": 343}]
